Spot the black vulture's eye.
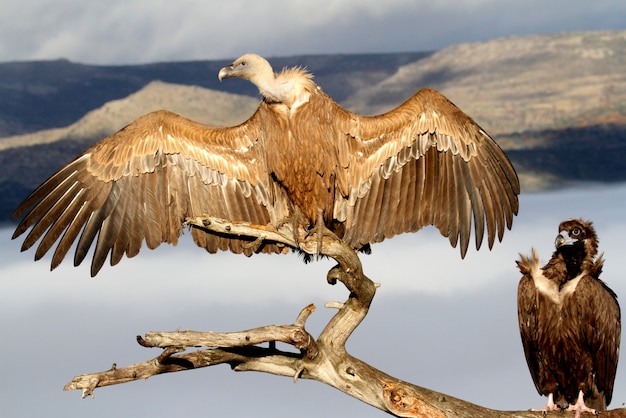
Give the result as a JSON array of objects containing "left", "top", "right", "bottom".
[{"left": 571, "top": 227, "right": 581, "bottom": 236}]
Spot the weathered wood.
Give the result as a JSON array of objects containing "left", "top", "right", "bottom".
[{"left": 63, "top": 215, "right": 626, "bottom": 417}]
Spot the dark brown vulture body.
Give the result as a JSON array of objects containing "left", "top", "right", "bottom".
[
  {"left": 12, "top": 54, "right": 520, "bottom": 276},
  {"left": 517, "top": 219, "right": 620, "bottom": 414}
]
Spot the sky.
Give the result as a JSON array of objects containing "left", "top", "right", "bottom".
[
  {"left": 2, "top": 184, "right": 626, "bottom": 417},
  {"left": 1, "top": 0, "right": 626, "bottom": 65}
]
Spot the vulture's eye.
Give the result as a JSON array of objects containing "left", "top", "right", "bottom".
[{"left": 571, "top": 227, "right": 581, "bottom": 236}]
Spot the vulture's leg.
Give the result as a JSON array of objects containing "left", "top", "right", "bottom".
[
  {"left": 280, "top": 207, "right": 308, "bottom": 249},
  {"left": 314, "top": 210, "right": 324, "bottom": 257},
  {"left": 530, "top": 393, "right": 560, "bottom": 414},
  {"left": 565, "top": 391, "right": 597, "bottom": 418},
  {"left": 304, "top": 209, "right": 339, "bottom": 259}
]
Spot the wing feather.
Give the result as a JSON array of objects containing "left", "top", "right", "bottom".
[
  {"left": 28, "top": 181, "right": 85, "bottom": 257},
  {"left": 109, "top": 188, "right": 132, "bottom": 267},
  {"left": 336, "top": 88, "right": 519, "bottom": 255},
  {"left": 472, "top": 163, "right": 496, "bottom": 249},
  {"left": 381, "top": 162, "right": 402, "bottom": 239},
  {"left": 443, "top": 152, "right": 459, "bottom": 248},
  {"left": 573, "top": 274, "right": 621, "bottom": 405},
  {"left": 410, "top": 155, "right": 425, "bottom": 232},
  {"left": 17, "top": 170, "right": 87, "bottom": 250},
  {"left": 395, "top": 155, "right": 415, "bottom": 232},
  {"left": 452, "top": 157, "right": 471, "bottom": 253},
  {"left": 82, "top": 185, "right": 121, "bottom": 274},
  {"left": 12, "top": 109, "right": 283, "bottom": 276},
  {"left": 516, "top": 254, "right": 544, "bottom": 395},
  {"left": 375, "top": 171, "right": 393, "bottom": 241},
  {"left": 360, "top": 173, "right": 383, "bottom": 243},
  {"left": 479, "top": 159, "right": 506, "bottom": 246}
]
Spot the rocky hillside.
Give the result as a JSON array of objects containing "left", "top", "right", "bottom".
[
  {"left": 347, "top": 30, "right": 626, "bottom": 137},
  {"left": 0, "top": 81, "right": 260, "bottom": 152}
]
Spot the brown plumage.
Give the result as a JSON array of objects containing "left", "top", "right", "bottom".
[
  {"left": 517, "top": 219, "right": 620, "bottom": 416},
  {"left": 12, "top": 54, "right": 520, "bottom": 276}
]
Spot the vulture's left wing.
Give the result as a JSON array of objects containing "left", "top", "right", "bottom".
[
  {"left": 575, "top": 273, "right": 621, "bottom": 405},
  {"left": 333, "top": 88, "right": 519, "bottom": 256}
]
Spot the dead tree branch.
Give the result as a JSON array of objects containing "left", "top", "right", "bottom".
[{"left": 62, "top": 214, "right": 626, "bottom": 418}]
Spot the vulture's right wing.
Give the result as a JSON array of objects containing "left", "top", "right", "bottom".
[{"left": 12, "top": 108, "right": 286, "bottom": 277}]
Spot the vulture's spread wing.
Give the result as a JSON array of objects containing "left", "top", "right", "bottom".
[
  {"left": 12, "top": 109, "right": 285, "bottom": 276},
  {"left": 332, "top": 88, "right": 519, "bottom": 256},
  {"left": 13, "top": 55, "right": 522, "bottom": 276}
]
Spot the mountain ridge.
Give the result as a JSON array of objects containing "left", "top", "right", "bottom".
[{"left": 346, "top": 30, "right": 626, "bottom": 135}]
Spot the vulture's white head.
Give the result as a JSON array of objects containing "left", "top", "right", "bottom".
[
  {"left": 218, "top": 54, "right": 284, "bottom": 103},
  {"left": 218, "top": 54, "right": 314, "bottom": 109},
  {"left": 218, "top": 54, "right": 273, "bottom": 83}
]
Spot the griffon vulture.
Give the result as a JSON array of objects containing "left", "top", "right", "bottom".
[
  {"left": 517, "top": 219, "right": 620, "bottom": 417},
  {"left": 12, "top": 54, "right": 520, "bottom": 276}
]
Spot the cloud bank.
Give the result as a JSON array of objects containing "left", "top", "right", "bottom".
[{"left": 2, "top": 0, "right": 625, "bottom": 64}]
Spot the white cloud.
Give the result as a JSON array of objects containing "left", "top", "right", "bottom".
[{"left": 2, "top": 0, "right": 625, "bottom": 64}]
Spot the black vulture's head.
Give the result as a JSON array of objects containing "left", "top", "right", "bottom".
[{"left": 554, "top": 219, "right": 598, "bottom": 272}]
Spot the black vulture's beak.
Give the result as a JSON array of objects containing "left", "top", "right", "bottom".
[{"left": 555, "top": 230, "right": 577, "bottom": 249}]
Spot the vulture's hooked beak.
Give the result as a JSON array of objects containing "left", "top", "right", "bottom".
[
  {"left": 218, "top": 65, "right": 233, "bottom": 82},
  {"left": 555, "top": 230, "right": 578, "bottom": 249}
]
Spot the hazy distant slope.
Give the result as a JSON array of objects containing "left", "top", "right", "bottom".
[
  {"left": 345, "top": 30, "right": 626, "bottom": 136},
  {"left": 0, "top": 81, "right": 259, "bottom": 152}
]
